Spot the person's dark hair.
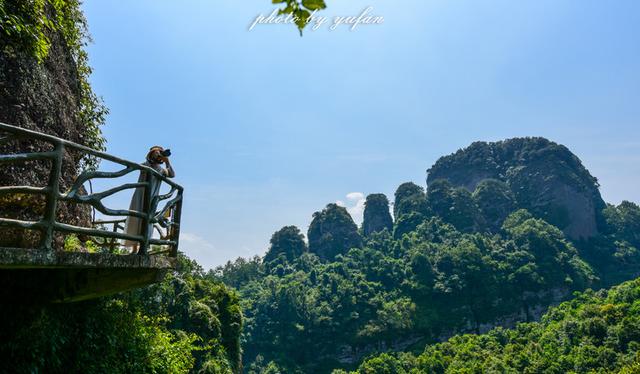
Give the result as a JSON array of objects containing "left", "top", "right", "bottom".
[{"left": 146, "top": 146, "right": 164, "bottom": 164}]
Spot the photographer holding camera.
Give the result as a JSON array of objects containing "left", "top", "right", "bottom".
[{"left": 124, "top": 146, "right": 175, "bottom": 253}]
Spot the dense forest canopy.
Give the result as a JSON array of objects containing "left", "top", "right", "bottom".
[{"left": 346, "top": 277, "right": 640, "bottom": 373}]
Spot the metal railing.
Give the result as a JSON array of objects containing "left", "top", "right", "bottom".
[{"left": 0, "top": 122, "right": 183, "bottom": 257}]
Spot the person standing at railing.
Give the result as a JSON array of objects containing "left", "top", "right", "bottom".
[{"left": 124, "top": 146, "right": 175, "bottom": 253}]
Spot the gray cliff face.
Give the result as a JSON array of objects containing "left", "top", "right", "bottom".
[{"left": 427, "top": 137, "right": 605, "bottom": 239}]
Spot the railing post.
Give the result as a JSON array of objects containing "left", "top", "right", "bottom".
[
  {"left": 110, "top": 222, "right": 118, "bottom": 252},
  {"left": 171, "top": 193, "right": 183, "bottom": 258},
  {"left": 41, "top": 143, "right": 64, "bottom": 250}
]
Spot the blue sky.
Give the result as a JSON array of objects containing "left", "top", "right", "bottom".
[{"left": 82, "top": 0, "right": 640, "bottom": 270}]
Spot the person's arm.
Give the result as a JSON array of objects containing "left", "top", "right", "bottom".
[{"left": 163, "top": 157, "right": 176, "bottom": 178}]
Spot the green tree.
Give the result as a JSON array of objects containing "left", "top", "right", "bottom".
[
  {"left": 503, "top": 211, "right": 596, "bottom": 290},
  {"left": 209, "top": 255, "right": 264, "bottom": 290},
  {"left": 432, "top": 238, "right": 496, "bottom": 332},
  {"left": 393, "top": 212, "right": 425, "bottom": 239}
]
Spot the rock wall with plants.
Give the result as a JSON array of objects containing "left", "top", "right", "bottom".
[
  {"left": 0, "top": 0, "right": 108, "bottom": 248},
  {"left": 427, "top": 137, "right": 606, "bottom": 240}
]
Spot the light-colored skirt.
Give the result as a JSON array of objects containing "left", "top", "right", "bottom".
[{"left": 124, "top": 185, "right": 145, "bottom": 247}]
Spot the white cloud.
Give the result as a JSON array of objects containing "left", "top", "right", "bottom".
[
  {"left": 346, "top": 192, "right": 365, "bottom": 201},
  {"left": 180, "top": 232, "right": 216, "bottom": 259},
  {"left": 337, "top": 192, "right": 366, "bottom": 225},
  {"left": 181, "top": 232, "right": 213, "bottom": 246}
]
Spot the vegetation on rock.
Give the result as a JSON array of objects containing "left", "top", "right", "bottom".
[
  {"left": 214, "top": 202, "right": 640, "bottom": 372},
  {"left": 0, "top": 0, "right": 108, "bottom": 248},
  {"left": 393, "top": 182, "right": 428, "bottom": 220},
  {"left": 264, "top": 225, "right": 308, "bottom": 264},
  {"left": 308, "top": 203, "right": 363, "bottom": 261},
  {"left": 0, "top": 0, "right": 107, "bottom": 162},
  {"left": 427, "top": 138, "right": 606, "bottom": 239},
  {"left": 472, "top": 178, "right": 517, "bottom": 232},
  {"left": 362, "top": 194, "right": 393, "bottom": 237},
  {"left": 426, "top": 180, "right": 483, "bottom": 233}
]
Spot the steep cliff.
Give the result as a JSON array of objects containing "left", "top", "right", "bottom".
[
  {"left": 427, "top": 137, "right": 605, "bottom": 239},
  {"left": 0, "top": 0, "right": 107, "bottom": 247},
  {"left": 308, "top": 203, "right": 362, "bottom": 261},
  {"left": 362, "top": 194, "right": 393, "bottom": 237}
]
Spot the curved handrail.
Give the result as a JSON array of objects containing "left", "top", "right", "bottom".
[
  {"left": 0, "top": 122, "right": 183, "bottom": 257},
  {"left": 0, "top": 122, "right": 183, "bottom": 190}
]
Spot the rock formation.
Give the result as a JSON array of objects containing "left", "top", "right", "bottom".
[
  {"left": 393, "top": 182, "right": 429, "bottom": 219},
  {"left": 362, "top": 194, "right": 393, "bottom": 236},
  {"left": 427, "top": 137, "right": 605, "bottom": 239},
  {"left": 264, "top": 226, "right": 308, "bottom": 263},
  {"left": 308, "top": 203, "right": 362, "bottom": 261}
]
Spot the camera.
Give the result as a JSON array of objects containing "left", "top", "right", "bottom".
[{"left": 161, "top": 149, "right": 172, "bottom": 157}]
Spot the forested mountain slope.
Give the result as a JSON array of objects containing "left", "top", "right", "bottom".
[
  {"left": 345, "top": 277, "right": 640, "bottom": 373},
  {"left": 213, "top": 138, "right": 640, "bottom": 373}
]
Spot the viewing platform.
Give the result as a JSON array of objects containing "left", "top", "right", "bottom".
[{"left": 0, "top": 122, "right": 183, "bottom": 302}]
